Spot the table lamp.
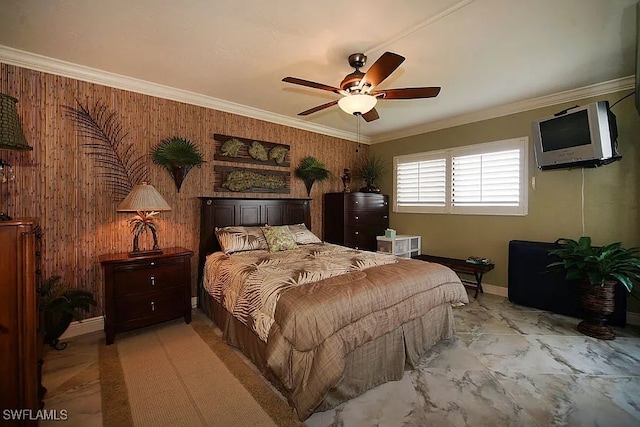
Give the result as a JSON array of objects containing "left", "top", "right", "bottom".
[{"left": 117, "top": 182, "right": 171, "bottom": 257}]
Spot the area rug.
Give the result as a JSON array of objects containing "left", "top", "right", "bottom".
[{"left": 98, "top": 316, "right": 301, "bottom": 427}]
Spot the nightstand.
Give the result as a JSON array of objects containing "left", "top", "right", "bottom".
[{"left": 100, "top": 247, "right": 193, "bottom": 345}]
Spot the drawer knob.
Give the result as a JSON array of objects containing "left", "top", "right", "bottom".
[
  {"left": 383, "top": 215, "right": 388, "bottom": 219},
  {"left": 355, "top": 216, "right": 359, "bottom": 220},
  {"left": 355, "top": 231, "right": 359, "bottom": 235},
  {"left": 151, "top": 301, "right": 155, "bottom": 311},
  {"left": 150, "top": 262, "right": 155, "bottom": 266},
  {"left": 355, "top": 201, "right": 359, "bottom": 204},
  {"left": 150, "top": 276, "right": 155, "bottom": 286}
]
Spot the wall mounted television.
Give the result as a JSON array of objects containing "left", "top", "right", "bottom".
[{"left": 531, "top": 101, "right": 619, "bottom": 170}]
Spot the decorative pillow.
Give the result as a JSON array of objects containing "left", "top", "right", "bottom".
[
  {"left": 261, "top": 225, "right": 298, "bottom": 253},
  {"left": 214, "top": 226, "right": 268, "bottom": 254},
  {"left": 288, "top": 223, "right": 321, "bottom": 245}
]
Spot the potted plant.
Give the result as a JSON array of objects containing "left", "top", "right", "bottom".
[
  {"left": 294, "top": 156, "right": 330, "bottom": 196},
  {"left": 40, "top": 276, "right": 97, "bottom": 350},
  {"left": 354, "top": 154, "right": 387, "bottom": 193},
  {"left": 152, "top": 137, "right": 205, "bottom": 192},
  {"left": 548, "top": 236, "right": 640, "bottom": 340}
]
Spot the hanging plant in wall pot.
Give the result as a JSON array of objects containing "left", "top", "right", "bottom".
[
  {"left": 152, "top": 137, "right": 205, "bottom": 191},
  {"left": 294, "top": 156, "right": 330, "bottom": 197}
]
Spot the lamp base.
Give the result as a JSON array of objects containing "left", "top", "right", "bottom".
[{"left": 128, "top": 249, "right": 163, "bottom": 258}]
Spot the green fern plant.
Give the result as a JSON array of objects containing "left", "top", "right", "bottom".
[
  {"left": 152, "top": 137, "right": 204, "bottom": 191},
  {"left": 354, "top": 155, "right": 387, "bottom": 187},
  {"left": 40, "top": 276, "right": 97, "bottom": 349}
]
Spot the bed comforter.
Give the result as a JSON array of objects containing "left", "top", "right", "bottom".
[{"left": 203, "top": 243, "right": 468, "bottom": 419}]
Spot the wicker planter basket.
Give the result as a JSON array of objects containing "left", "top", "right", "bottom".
[{"left": 577, "top": 280, "right": 616, "bottom": 340}]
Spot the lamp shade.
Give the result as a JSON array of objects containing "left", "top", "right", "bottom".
[
  {"left": 338, "top": 94, "right": 378, "bottom": 115},
  {"left": 117, "top": 182, "right": 171, "bottom": 212},
  {"left": 0, "top": 94, "right": 33, "bottom": 151}
]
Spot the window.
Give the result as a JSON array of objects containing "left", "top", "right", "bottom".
[{"left": 393, "top": 137, "right": 528, "bottom": 216}]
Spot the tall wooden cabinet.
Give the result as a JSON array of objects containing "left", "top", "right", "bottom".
[
  {"left": 323, "top": 192, "right": 389, "bottom": 252},
  {"left": 0, "top": 219, "right": 43, "bottom": 421}
]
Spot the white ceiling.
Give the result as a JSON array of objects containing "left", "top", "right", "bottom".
[{"left": 0, "top": 0, "right": 636, "bottom": 143}]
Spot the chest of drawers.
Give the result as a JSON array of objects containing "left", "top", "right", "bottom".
[
  {"left": 100, "top": 247, "right": 192, "bottom": 344},
  {"left": 0, "top": 219, "right": 43, "bottom": 422},
  {"left": 323, "top": 192, "right": 389, "bottom": 251}
]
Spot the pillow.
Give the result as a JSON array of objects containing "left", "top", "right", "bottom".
[
  {"left": 261, "top": 225, "right": 298, "bottom": 253},
  {"left": 288, "top": 223, "right": 321, "bottom": 245},
  {"left": 215, "top": 226, "right": 268, "bottom": 254}
]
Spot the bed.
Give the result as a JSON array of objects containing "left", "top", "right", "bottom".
[{"left": 197, "top": 197, "right": 468, "bottom": 420}]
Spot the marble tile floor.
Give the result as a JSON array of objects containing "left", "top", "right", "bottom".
[{"left": 41, "top": 292, "right": 640, "bottom": 426}]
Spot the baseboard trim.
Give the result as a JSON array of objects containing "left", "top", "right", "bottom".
[
  {"left": 480, "top": 282, "right": 508, "bottom": 298},
  {"left": 61, "top": 298, "right": 199, "bottom": 339},
  {"left": 479, "top": 283, "right": 640, "bottom": 326},
  {"left": 59, "top": 316, "right": 104, "bottom": 339},
  {"left": 627, "top": 311, "right": 640, "bottom": 326},
  {"left": 55, "top": 292, "right": 640, "bottom": 339}
]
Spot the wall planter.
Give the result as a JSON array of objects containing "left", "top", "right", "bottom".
[
  {"left": 152, "top": 137, "right": 204, "bottom": 192},
  {"left": 294, "top": 156, "right": 330, "bottom": 196}
]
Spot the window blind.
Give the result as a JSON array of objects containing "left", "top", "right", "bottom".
[
  {"left": 393, "top": 137, "right": 528, "bottom": 216},
  {"left": 452, "top": 149, "right": 520, "bottom": 206},
  {"left": 396, "top": 158, "right": 446, "bottom": 207}
]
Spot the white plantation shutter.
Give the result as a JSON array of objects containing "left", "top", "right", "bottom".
[
  {"left": 452, "top": 149, "right": 520, "bottom": 207},
  {"left": 393, "top": 137, "right": 528, "bottom": 216},
  {"left": 396, "top": 157, "right": 446, "bottom": 207}
]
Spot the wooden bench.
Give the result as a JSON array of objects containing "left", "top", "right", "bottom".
[{"left": 414, "top": 254, "right": 495, "bottom": 298}]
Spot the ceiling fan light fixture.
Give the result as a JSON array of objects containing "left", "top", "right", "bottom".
[{"left": 338, "top": 94, "right": 377, "bottom": 115}]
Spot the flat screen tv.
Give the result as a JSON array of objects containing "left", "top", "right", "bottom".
[{"left": 532, "top": 101, "right": 619, "bottom": 170}]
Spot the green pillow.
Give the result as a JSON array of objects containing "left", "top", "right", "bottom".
[{"left": 261, "top": 225, "right": 298, "bottom": 253}]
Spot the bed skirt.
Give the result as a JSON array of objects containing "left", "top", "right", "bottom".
[{"left": 199, "top": 289, "right": 455, "bottom": 417}]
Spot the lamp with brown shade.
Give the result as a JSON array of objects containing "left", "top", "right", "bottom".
[{"left": 117, "top": 182, "right": 171, "bottom": 257}]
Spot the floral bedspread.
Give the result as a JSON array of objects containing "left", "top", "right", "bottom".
[{"left": 202, "top": 243, "right": 398, "bottom": 341}]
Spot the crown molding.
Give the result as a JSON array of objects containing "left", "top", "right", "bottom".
[
  {"left": 2, "top": 45, "right": 631, "bottom": 146},
  {"left": 0, "top": 45, "right": 365, "bottom": 143},
  {"left": 370, "top": 76, "right": 635, "bottom": 144}
]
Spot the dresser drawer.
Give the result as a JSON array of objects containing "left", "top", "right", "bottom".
[
  {"left": 346, "top": 210, "right": 389, "bottom": 225},
  {"left": 113, "top": 259, "right": 185, "bottom": 297},
  {"left": 114, "top": 288, "right": 185, "bottom": 325},
  {"left": 344, "top": 227, "right": 383, "bottom": 251},
  {"left": 346, "top": 194, "right": 389, "bottom": 210}
]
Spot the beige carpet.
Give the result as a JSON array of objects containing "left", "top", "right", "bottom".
[{"left": 98, "top": 316, "right": 302, "bottom": 427}]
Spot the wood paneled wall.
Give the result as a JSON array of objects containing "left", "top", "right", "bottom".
[{"left": 0, "top": 64, "right": 368, "bottom": 317}]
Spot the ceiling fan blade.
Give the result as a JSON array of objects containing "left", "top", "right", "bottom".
[
  {"left": 283, "top": 77, "right": 342, "bottom": 93},
  {"left": 361, "top": 108, "right": 380, "bottom": 122},
  {"left": 298, "top": 100, "right": 339, "bottom": 116},
  {"left": 361, "top": 52, "right": 405, "bottom": 89},
  {"left": 374, "top": 87, "right": 441, "bottom": 99}
]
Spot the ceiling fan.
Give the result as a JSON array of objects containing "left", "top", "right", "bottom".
[{"left": 282, "top": 51, "right": 441, "bottom": 122}]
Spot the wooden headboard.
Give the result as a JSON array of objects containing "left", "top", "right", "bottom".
[{"left": 197, "top": 197, "right": 312, "bottom": 285}]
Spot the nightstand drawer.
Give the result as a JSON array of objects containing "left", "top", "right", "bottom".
[
  {"left": 113, "top": 261, "right": 185, "bottom": 297},
  {"left": 114, "top": 288, "right": 185, "bottom": 325}
]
